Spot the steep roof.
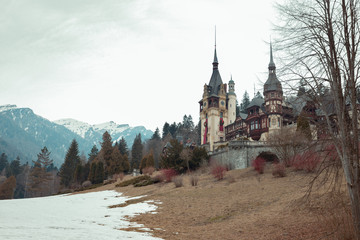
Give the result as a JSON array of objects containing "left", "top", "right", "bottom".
[
  {"left": 247, "top": 97, "right": 264, "bottom": 109},
  {"left": 208, "top": 48, "right": 223, "bottom": 96},
  {"left": 264, "top": 43, "right": 282, "bottom": 93}
]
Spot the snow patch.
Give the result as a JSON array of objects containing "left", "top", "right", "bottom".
[
  {"left": 0, "top": 190, "right": 162, "bottom": 240},
  {"left": 0, "top": 104, "right": 18, "bottom": 112}
]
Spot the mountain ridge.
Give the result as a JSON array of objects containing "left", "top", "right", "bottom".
[{"left": 0, "top": 105, "right": 153, "bottom": 166}]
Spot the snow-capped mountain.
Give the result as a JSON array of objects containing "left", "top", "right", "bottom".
[
  {"left": 54, "top": 119, "right": 153, "bottom": 149},
  {"left": 0, "top": 105, "right": 153, "bottom": 166}
]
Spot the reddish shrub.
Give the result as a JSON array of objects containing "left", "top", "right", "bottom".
[
  {"left": 291, "top": 150, "right": 320, "bottom": 172},
  {"left": 252, "top": 157, "right": 266, "bottom": 174},
  {"left": 160, "top": 168, "right": 177, "bottom": 182},
  {"left": 272, "top": 163, "right": 286, "bottom": 177},
  {"left": 211, "top": 164, "right": 227, "bottom": 181}
]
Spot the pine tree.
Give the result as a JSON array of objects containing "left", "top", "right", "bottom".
[
  {"left": 100, "top": 131, "right": 114, "bottom": 178},
  {"left": 0, "top": 153, "right": 8, "bottom": 174},
  {"left": 131, "top": 134, "right": 143, "bottom": 170},
  {"left": 118, "top": 137, "right": 129, "bottom": 156},
  {"left": 146, "top": 150, "right": 155, "bottom": 168},
  {"left": 6, "top": 156, "right": 21, "bottom": 177},
  {"left": 162, "top": 122, "right": 170, "bottom": 139},
  {"left": 140, "top": 155, "right": 148, "bottom": 171},
  {"left": 95, "top": 162, "right": 104, "bottom": 184},
  {"left": 122, "top": 154, "right": 130, "bottom": 173},
  {"left": 111, "top": 147, "right": 123, "bottom": 174},
  {"left": 255, "top": 91, "right": 263, "bottom": 98},
  {"left": 296, "top": 112, "right": 312, "bottom": 140},
  {"left": 151, "top": 128, "right": 161, "bottom": 140},
  {"left": 88, "top": 145, "right": 99, "bottom": 163},
  {"left": 88, "top": 162, "right": 97, "bottom": 183},
  {"left": 169, "top": 122, "right": 178, "bottom": 138},
  {"left": 59, "top": 139, "right": 80, "bottom": 187},
  {"left": 27, "top": 147, "right": 54, "bottom": 197},
  {"left": 240, "top": 91, "right": 250, "bottom": 113},
  {"left": 0, "top": 176, "right": 16, "bottom": 199}
]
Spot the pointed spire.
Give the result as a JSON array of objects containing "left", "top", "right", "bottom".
[
  {"left": 268, "top": 42, "right": 276, "bottom": 70},
  {"left": 212, "top": 26, "right": 218, "bottom": 68}
]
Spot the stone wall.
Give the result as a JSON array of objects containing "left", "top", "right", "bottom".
[{"left": 209, "top": 140, "right": 274, "bottom": 169}]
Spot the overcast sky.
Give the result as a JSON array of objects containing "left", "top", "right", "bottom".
[{"left": 1, "top": 0, "right": 280, "bottom": 131}]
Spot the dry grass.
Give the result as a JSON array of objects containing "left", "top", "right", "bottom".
[{"left": 82, "top": 167, "right": 352, "bottom": 240}]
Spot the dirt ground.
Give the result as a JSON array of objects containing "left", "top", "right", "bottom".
[{"left": 89, "top": 165, "right": 353, "bottom": 240}]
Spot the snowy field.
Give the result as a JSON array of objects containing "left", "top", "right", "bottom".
[{"left": 0, "top": 190, "right": 162, "bottom": 240}]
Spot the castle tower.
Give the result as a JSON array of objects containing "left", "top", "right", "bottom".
[
  {"left": 228, "top": 75, "right": 237, "bottom": 125},
  {"left": 199, "top": 45, "right": 230, "bottom": 151},
  {"left": 263, "top": 43, "right": 283, "bottom": 130}
]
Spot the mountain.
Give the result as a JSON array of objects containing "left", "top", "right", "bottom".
[
  {"left": 0, "top": 105, "right": 153, "bottom": 167},
  {"left": 54, "top": 119, "right": 153, "bottom": 152}
]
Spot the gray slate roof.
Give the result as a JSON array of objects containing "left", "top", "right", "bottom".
[
  {"left": 247, "top": 97, "right": 264, "bottom": 109},
  {"left": 208, "top": 48, "right": 223, "bottom": 96},
  {"left": 264, "top": 44, "right": 282, "bottom": 93}
]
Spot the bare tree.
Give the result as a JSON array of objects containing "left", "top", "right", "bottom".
[{"left": 275, "top": 0, "right": 360, "bottom": 238}]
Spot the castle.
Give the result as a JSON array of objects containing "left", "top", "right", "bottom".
[{"left": 200, "top": 44, "right": 306, "bottom": 151}]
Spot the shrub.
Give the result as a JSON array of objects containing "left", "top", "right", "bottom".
[
  {"left": 142, "top": 167, "right": 155, "bottom": 176},
  {"left": 172, "top": 176, "right": 183, "bottom": 188},
  {"left": 134, "top": 178, "right": 154, "bottom": 187},
  {"left": 211, "top": 164, "right": 227, "bottom": 181},
  {"left": 252, "top": 157, "right": 266, "bottom": 174},
  {"left": 116, "top": 175, "right": 151, "bottom": 187},
  {"left": 160, "top": 168, "right": 177, "bottom": 182},
  {"left": 272, "top": 163, "right": 286, "bottom": 177},
  {"left": 82, "top": 180, "right": 92, "bottom": 188},
  {"left": 291, "top": 150, "right": 320, "bottom": 172},
  {"left": 103, "top": 179, "right": 116, "bottom": 185},
  {"left": 190, "top": 174, "right": 199, "bottom": 186}
]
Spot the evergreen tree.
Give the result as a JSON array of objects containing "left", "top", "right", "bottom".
[
  {"left": 111, "top": 147, "right": 123, "bottom": 174},
  {"left": 240, "top": 91, "right": 250, "bottom": 113},
  {"left": 131, "top": 134, "right": 143, "bottom": 170},
  {"left": 88, "top": 162, "right": 97, "bottom": 183},
  {"left": 296, "top": 112, "right": 312, "bottom": 140},
  {"left": 162, "top": 122, "right": 170, "bottom": 139},
  {"left": 95, "top": 162, "right": 104, "bottom": 184},
  {"left": 160, "top": 139, "right": 184, "bottom": 172},
  {"left": 0, "top": 176, "right": 16, "bottom": 199},
  {"left": 88, "top": 145, "right": 99, "bottom": 163},
  {"left": 59, "top": 139, "right": 80, "bottom": 187},
  {"left": 151, "top": 128, "right": 161, "bottom": 140},
  {"left": 0, "top": 153, "right": 8, "bottom": 174},
  {"left": 255, "top": 91, "right": 263, "bottom": 98},
  {"left": 118, "top": 137, "right": 129, "bottom": 156},
  {"left": 7, "top": 156, "right": 21, "bottom": 177},
  {"left": 139, "top": 155, "right": 148, "bottom": 172},
  {"left": 146, "top": 150, "right": 155, "bottom": 168},
  {"left": 28, "top": 147, "right": 54, "bottom": 196},
  {"left": 99, "top": 131, "right": 114, "bottom": 178},
  {"left": 74, "top": 164, "right": 83, "bottom": 184},
  {"left": 169, "top": 122, "right": 178, "bottom": 138},
  {"left": 122, "top": 154, "right": 130, "bottom": 173}
]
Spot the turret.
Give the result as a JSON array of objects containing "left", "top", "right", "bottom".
[
  {"left": 263, "top": 43, "right": 283, "bottom": 129},
  {"left": 228, "top": 75, "right": 236, "bottom": 124}
]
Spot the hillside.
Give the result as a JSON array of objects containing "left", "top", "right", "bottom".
[
  {"left": 109, "top": 165, "right": 351, "bottom": 240},
  {"left": 0, "top": 105, "right": 153, "bottom": 166}
]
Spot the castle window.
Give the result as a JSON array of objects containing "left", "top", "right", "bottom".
[
  {"left": 269, "top": 118, "right": 271, "bottom": 127},
  {"left": 278, "top": 117, "right": 280, "bottom": 127},
  {"left": 271, "top": 92, "right": 274, "bottom": 97}
]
